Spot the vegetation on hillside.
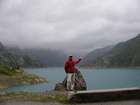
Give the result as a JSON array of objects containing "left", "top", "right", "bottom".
[
  {"left": 81, "top": 34, "right": 140, "bottom": 68},
  {"left": 0, "top": 63, "right": 21, "bottom": 76}
]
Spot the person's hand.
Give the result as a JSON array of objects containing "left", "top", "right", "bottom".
[{"left": 80, "top": 56, "right": 83, "bottom": 59}]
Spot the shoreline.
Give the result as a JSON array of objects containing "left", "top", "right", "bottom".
[
  {"left": 0, "top": 70, "right": 51, "bottom": 89},
  {"left": 20, "top": 67, "right": 49, "bottom": 69},
  {"left": 79, "top": 66, "right": 140, "bottom": 69}
]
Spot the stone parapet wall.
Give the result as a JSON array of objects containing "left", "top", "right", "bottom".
[{"left": 68, "top": 87, "right": 140, "bottom": 103}]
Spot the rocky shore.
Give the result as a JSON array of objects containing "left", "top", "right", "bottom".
[{"left": 0, "top": 70, "right": 50, "bottom": 89}]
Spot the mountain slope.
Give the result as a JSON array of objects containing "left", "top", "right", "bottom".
[
  {"left": 81, "top": 34, "right": 140, "bottom": 68},
  {"left": 24, "top": 48, "right": 67, "bottom": 67},
  {"left": 5, "top": 47, "right": 68, "bottom": 67},
  {"left": 0, "top": 42, "right": 47, "bottom": 68},
  {"left": 79, "top": 45, "right": 114, "bottom": 66}
]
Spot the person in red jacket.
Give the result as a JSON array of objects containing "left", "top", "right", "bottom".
[{"left": 64, "top": 54, "right": 82, "bottom": 91}]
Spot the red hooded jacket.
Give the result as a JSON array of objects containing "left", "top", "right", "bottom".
[{"left": 64, "top": 58, "right": 81, "bottom": 73}]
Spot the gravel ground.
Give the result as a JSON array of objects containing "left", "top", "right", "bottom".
[
  {"left": 0, "top": 91, "right": 140, "bottom": 105},
  {"left": 0, "top": 99, "right": 140, "bottom": 105}
]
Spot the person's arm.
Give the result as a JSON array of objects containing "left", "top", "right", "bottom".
[
  {"left": 74, "top": 57, "right": 83, "bottom": 65},
  {"left": 64, "top": 61, "right": 68, "bottom": 73}
]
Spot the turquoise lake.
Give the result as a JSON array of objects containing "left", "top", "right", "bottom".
[{"left": 1, "top": 67, "right": 140, "bottom": 92}]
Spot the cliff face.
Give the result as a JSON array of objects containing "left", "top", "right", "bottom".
[{"left": 0, "top": 42, "right": 47, "bottom": 68}]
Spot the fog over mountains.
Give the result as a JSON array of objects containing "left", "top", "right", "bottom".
[
  {"left": 5, "top": 47, "right": 67, "bottom": 67},
  {"left": 4, "top": 43, "right": 114, "bottom": 67},
  {"left": 1, "top": 33, "right": 140, "bottom": 67},
  {"left": 0, "top": 42, "right": 47, "bottom": 68},
  {"left": 1, "top": 0, "right": 140, "bottom": 57}
]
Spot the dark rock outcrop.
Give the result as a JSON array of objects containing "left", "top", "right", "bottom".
[{"left": 54, "top": 68, "right": 86, "bottom": 91}]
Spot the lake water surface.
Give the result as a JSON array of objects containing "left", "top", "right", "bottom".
[{"left": 1, "top": 67, "right": 140, "bottom": 92}]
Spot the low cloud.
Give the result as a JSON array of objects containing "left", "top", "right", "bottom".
[{"left": 0, "top": 0, "right": 140, "bottom": 55}]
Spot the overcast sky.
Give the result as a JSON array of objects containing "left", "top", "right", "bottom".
[{"left": 0, "top": 0, "right": 140, "bottom": 55}]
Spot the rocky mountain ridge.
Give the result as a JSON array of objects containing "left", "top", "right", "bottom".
[
  {"left": 81, "top": 34, "right": 140, "bottom": 68},
  {"left": 79, "top": 45, "right": 114, "bottom": 66},
  {"left": 0, "top": 42, "right": 47, "bottom": 68},
  {"left": 5, "top": 45, "right": 116, "bottom": 67},
  {"left": 5, "top": 47, "right": 68, "bottom": 67}
]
